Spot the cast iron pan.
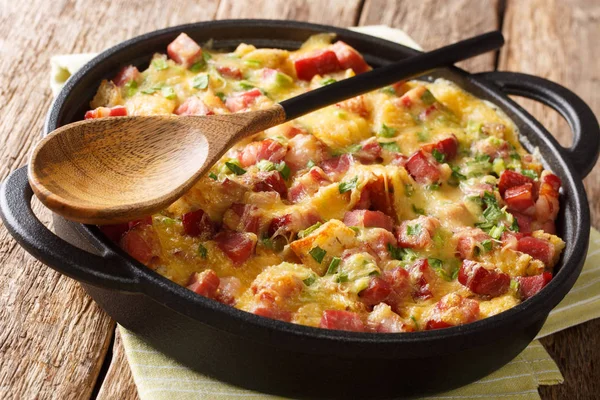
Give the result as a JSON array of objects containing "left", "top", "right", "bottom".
[{"left": 1, "top": 20, "right": 599, "bottom": 399}]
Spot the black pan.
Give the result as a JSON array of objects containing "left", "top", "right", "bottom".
[{"left": 1, "top": 20, "right": 599, "bottom": 399}]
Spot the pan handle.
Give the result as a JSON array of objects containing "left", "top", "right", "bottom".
[
  {"left": 0, "top": 166, "right": 139, "bottom": 292},
  {"left": 475, "top": 71, "right": 600, "bottom": 178}
]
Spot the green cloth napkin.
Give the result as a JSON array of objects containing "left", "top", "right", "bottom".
[{"left": 120, "top": 228, "right": 600, "bottom": 399}]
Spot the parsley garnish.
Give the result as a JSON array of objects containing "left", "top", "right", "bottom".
[
  {"left": 192, "top": 74, "right": 209, "bottom": 90},
  {"left": 225, "top": 161, "right": 246, "bottom": 175},
  {"left": 198, "top": 244, "right": 208, "bottom": 259},
  {"left": 378, "top": 124, "right": 397, "bottom": 138},
  {"left": 309, "top": 246, "right": 327, "bottom": 263},
  {"left": 338, "top": 176, "right": 358, "bottom": 194},
  {"left": 326, "top": 257, "right": 341, "bottom": 275}
]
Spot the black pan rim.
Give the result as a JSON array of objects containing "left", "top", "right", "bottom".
[{"left": 45, "top": 19, "right": 590, "bottom": 348}]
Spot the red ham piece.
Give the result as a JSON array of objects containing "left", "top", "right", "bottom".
[
  {"left": 498, "top": 170, "right": 534, "bottom": 196},
  {"left": 407, "top": 259, "right": 435, "bottom": 300},
  {"left": 215, "top": 231, "right": 256, "bottom": 265},
  {"left": 395, "top": 216, "right": 439, "bottom": 250},
  {"left": 364, "top": 229, "right": 397, "bottom": 261},
  {"left": 320, "top": 153, "right": 353, "bottom": 179},
  {"left": 182, "top": 209, "right": 217, "bottom": 239},
  {"left": 238, "top": 139, "right": 287, "bottom": 167},
  {"left": 517, "top": 236, "right": 555, "bottom": 266},
  {"left": 284, "top": 134, "right": 326, "bottom": 172},
  {"left": 120, "top": 225, "right": 160, "bottom": 265},
  {"left": 354, "top": 138, "right": 382, "bottom": 163},
  {"left": 455, "top": 228, "right": 491, "bottom": 259},
  {"left": 167, "top": 33, "right": 203, "bottom": 68},
  {"left": 425, "top": 293, "right": 479, "bottom": 330},
  {"left": 186, "top": 270, "right": 220, "bottom": 298},
  {"left": 175, "top": 97, "right": 214, "bottom": 116},
  {"left": 359, "top": 277, "right": 392, "bottom": 307},
  {"left": 355, "top": 176, "right": 395, "bottom": 218},
  {"left": 113, "top": 65, "right": 140, "bottom": 87},
  {"left": 422, "top": 135, "right": 459, "bottom": 161},
  {"left": 509, "top": 211, "right": 532, "bottom": 234},
  {"left": 128, "top": 216, "right": 152, "bottom": 229},
  {"left": 343, "top": 210, "right": 394, "bottom": 232},
  {"left": 294, "top": 49, "right": 341, "bottom": 81},
  {"left": 217, "top": 65, "right": 242, "bottom": 79},
  {"left": 516, "top": 272, "right": 553, "bottom": 300},
  {"left": 224, "top": 203, "right": 260, "bottom": 234},
  {"left": 268, "top": 209, "right": 321, "bottom": 237},
  {"left": 225, "top": 88, "right": 262, "bottom": 112},
  {"left": 336, "top": 95, "right": 370, "bottom": 118},
  {"left": 458, "top": 260, "right": 510, "bottom": 297},
  {"left": 288, "top": 167, "right": 330, "bottom": 203},
  {"left": 215, "top": 276, "right": 242, "bottom": 305},
  {"left": 84, "top": 106, "right": 127, "bottom": 119},
  {"left": 252, "top": 171, "right": 288, "bottom": 199},
  {"left": 319, "top": 310, "right": 365, "bottom": 332},
  {"left": 382, "top": 266, "right": 411, "bottom": 311},
  {"left": 330, "top": 41, "right": 370, "bottom": 74},
  {"left": 504, "top": 183, "right": 536, "bottom": 212},
  {"left": 405, "top": 150, "right": 440, "bottom": 184}
]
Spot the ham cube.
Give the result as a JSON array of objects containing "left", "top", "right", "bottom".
[
  {"left": 223, "top": 203, "right": 260, "bottom": 234},
  {"left": 215, "top": 231, "right": 257, "bottom": 265},
  {"left": 182, "top": 209, "right": 217, "bottom": 239},
  {"left": 355, "top": 176, "right": 396, "bottom": 218},
  {"left": 382, "top": 266, "right": 411, "bottom": 311},
  {"left": 504, "top": 183, "right": 536, "bottom": 212},
  {"left": 284, "top": 133, "right": 327, "bottom": 173},
  {"left": 84, "top": 105, "right": 127, "bottom": 119},
  {"left": 405, "top": 150, "right": 440, "bottom": 184},
  {"left": 217, "top": 65, "right": 242, "bottom": 79},
  {"left": 120, "top": 224, "right": 160, "bottom": 265},
  {"left": 458, "top": 260, "right": 510, "bottom": 297},
  {"left": 422, "top": 135, "right": 458, "bottom": 161},
  {"left": 516, "top": 272, "right": 552, "bottom": 300},
  {"left": 320, "top": 153, "right": 353, "bottom": 179},
  {"left": 319, "top": 310, "right": 365, "bottom": 332},
  {"left": 425, "top": 293, "right": 480, "bottom": 330},
  {"left": 294, "top": 49, "right": 341, "bottom": 81},
  {"left": 175, "top": 97, "right": 214, "bottom": 116},
  {"left": 330, "top": 41, "right": 370, "bottom": 74},
  {"left": 252, "top": 171, "right": 288, "bottom": 199},
  {"left": 288, "top": 167, "right": 330, "bottom": 203},
  {"left": 128, "top": 216, "right": 152, "bottom": 229},
  {"left": 498, "top": 170, "right": 534, "bottom": 196},
  {"left": 268, "top": 209, "right": 321, "bottom": 237},
  {"left": 238, "top": 139, "right": 287, "bottom": 167},
  {"left": 343, "top": 210, "right": 394, "bottom": 232},
  {"left": 517, "top": 236, "right": 555, "bottom": 266},
  {"left": 359, "top": 277, "right": 392, "bottom": 307},
  {"left": 186, "top": 270, "right": 220, "bottom": 298},
  {"left": 455, "top": 228, "right": 491, "bottom": 259},
  {"left": 225, "top": 88, "right": 262, "bottom": 112},
  {"left": 407, "top": 259, "right": 436, "bottom": 300},
  {"left": 167, "top": 33, "right": 203, "bottom": 68},
  {"left": 354, "top": 138, "right": 382, "bottom": 163},
  {"left": 113, "top": 65, "right": 140, "bottom": 87},
  {"left": 395, "top": 216, "right": 440, "bottom": 250}
]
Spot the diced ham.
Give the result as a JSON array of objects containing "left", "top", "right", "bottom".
[
  {"left": 253, "top": 305, "right": 292, "bottom": 322},
  {"left": 182, "top": 209, "right": 217, "bottom": 239},
  {"left": 330, "top": 41, "right": 370, "bottom": 74},
  {"left": 354, "top": 138, "right": 382, "bottom": 163},
  {"left": 84, "top": 105, "right": 127, "bottom": 119},
  {"left": 504, "top": 183, "right": 536, "bottom": 212},
  {"left": 531, "top": 220, "right": 556, "bottom": 235},
  {"left": 268, "top": 208, "right": 321, "bottom": 237},
  {"left": 99, "top": 223, "right": 129, "bottom": 243},
  {"left": 355, "top": 175, "right": 396, "bottom": 218},
  {"left": 455, "top": 228, "right": 491, "bottom": 259},
  {"left": 389, "top": 153, "right": 407, "bottom": 167},
  {"left": 225, "top": 88, "right": 262, "bottom": 112},
  {"left": 120, "top": 224, "right": 160, "bottom": 265},
  {"left": 284, "top": 134, "right": 327, "bottom": 172},
  {"left": 382, "top": 266, "right": 411, "bottom": 311},
  {"left": 516, "top": 272, "right": 553, "bottom": 300},
  {"left": 343, "top": 210, "right": 394, "bottom": 232},
  {"left": 294, "top": 49, "right": 341, "bottom": 81},
  {"left": 498, "top": 170, "right": 534, "bottom": 196},
  {"left": 425, "top": 293, "right": 480, "bottom": 330},
  {"left": 336, "top": 95, "right": 370, "bottom": 118},
  {"left": 320, "top": 153, "right": 353, "bottom": 179},
  {"left": 113, "top": 65, "right": 140, "bottom": 87},
  {"left": 534, "top": 171, "right": 561, "bottom": 222},
  {"left": 359, "top": 277, "right": 392, "bottom": 306},
  {"left": 217, "top": 65, "right": 242, "bottom": 79},
  {"left": 288, "top": 167, "right": 330, "bottom": 203},
  {"left": 517, "top": 236, "right": 555, "bottom": 266},
  {"left": 251, "top": 171, "right": 288, "bottom": 198},
  {"left": 471, "top": 137, "right": 510, "bottom": 160},
  {"left": 238, "top": 139, "right": 287, "bottom": 167},
  {"left": 186, "top": 270, "right": 220, "bottom": 298},
  {"left": 419, "top": 104, "right": 439, "bottom": 121},
  {"left": 167, "top": 33, "right": 203, "bottom": 68},
  {"left": 215, "top": 231, "right": 257, "bottom": 265},
  {"left": 175, "top": 96, "right": 214, "bottom": 116},
  {"left": 128, "top": 216, "right": 152, "bottom": 229},
  {"left": 215, "top": 276, "right": 243, "bottom": 306},
  {"left": 223, "top": 203, "right": 260, "bottom": 234},
  {"left": 395, "top": 216, "right": 440, "bottom": 250},
  {"left": 407, "top": 259, "right": 436, "bottom": 300},
  {"left": 509, "top": 211, "right": 532, "bottom": 234},
  {"left": 364, "top": 229, "right": 397, "bottom": 261},
  {"left": 367, "top": 303, "right": 414, "bottom": 333},
  {"left": 422, "top": 135, "right": 459, "bottom": 161},
  {"left": 458, "top": 260, "right": 510, "bottom": 297},
  {"left": 319, "top": 310, "right": 365, "bottom": 332},
  {"left": 405, "top": 150, "right": 440, "bottom": 184}
]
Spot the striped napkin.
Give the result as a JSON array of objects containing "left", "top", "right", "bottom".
[{"left": 50, "top": 26, "right": 600, "bottom": 400}]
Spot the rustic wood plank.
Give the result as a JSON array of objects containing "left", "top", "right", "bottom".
[
  {"left": 97, "top": 330, "right": 140, "bottom": 400},
  {"left": 215, "top": 0, "right": 363, "bottom": 25},
  {"left": 359, "top": 0, "right": 501, "bottom": 72},
  {"left": 0, "top": 0, "right": 220, "bottom": 398},
  {"left": 499, "top": 1, "right": 600, "bottom": 399}
]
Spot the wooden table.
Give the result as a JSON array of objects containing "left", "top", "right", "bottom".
[{"left": 1, "top": 0, "right": 598, "bottom": 398}]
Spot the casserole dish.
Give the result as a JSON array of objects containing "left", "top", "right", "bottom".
[{"left": 1, "top": 20, "right": 598, "bottom": 398}]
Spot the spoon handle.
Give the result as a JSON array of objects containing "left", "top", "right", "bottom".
[{"left": 279, "top": 31, "right": 504, "bottom": 121}]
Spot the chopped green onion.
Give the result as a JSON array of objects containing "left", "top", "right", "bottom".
[
  {"left": 521, "top": 169, "right": 538, "bottom": 179},
  {"left": 189, "top": 60, "right": 205, "bottom": 72},
  {"left": 410, "top": 315, "right": 420, "bottom": 329},
  {"left": 152, "top": 58, "right": 168, "bottom": 71},
  {"left": 306, "top": 160, "right": 316, "bottom": 169},
  {"left": 426, "top": 182, "right": 441, "bottom": 191},
  {"left": 388, "top": 243, "right": 405, "bottom": 260},
  {"left": 488, "top": 224, "right": 505, "bottom": 240},
  {"left": 326, "top": 257, "right": 341, "bottom": 275},
  {"left": 510, "top": 280, "right": 520, "bottom": 291},
  {"left": 412, "top": 204, "right": 425, "bottom": 215},
  {"left": 225, "top": 161, "right": 246, "bottom": 175},
  {"left": 321, "top": 78, "right": 336, "bottom": 85},
  {"left": 380, "top": 86, "right": 397, "bottom": 95},
  {"left": 378, "top": 124, "right": 397, "bottom": 138},
  {"left": 309, "top": 246, "right": 327, "bottom": 263},
  {"left": 244, "top": 59, "right": 261, "bottom": 68},
  {"left": 432, "top": 148, "right": 445, "bottom": 163},
  {"left": 238, "top": 81, "right": 254, "bottom": 90},
  {"left": 298, "top": 222, "right": 322, "bottom": 239},
  {"left": 208, "top": 172, "right": 218, "bottom": 180},
  {"left": 379, "top": 142, "right": 400, "bottom": 152},
  {"left": 338, "top": 176, "right": 358, "bottom": 194},
  {"left": 404, "top": 184, "right": 414, "bottom": 197},
  {"left": 481, "top": 239, "right": 493, "bottom": 252},
  {"left": 192, "top": 74, "right": 209, "bottom": 90},
  {"left": 276, "top": 162, "right": 291, "bottom": 180},
  {"left": 215, "top": 92, "right": 226, "bottom": 102},
  {"left": 198, "top": 244, "right": 208, "bottom": 259},
  {"left": 420, "top": 89, "right": 436, "bottom": 105},
  {"left": 406, "top": 223, "right": 422, "bottom": 236},
  {"left": 303, "top": 275, "right": 317, "bottom": 286},
  {"left": 510, "top": 216, "right": 520, "bottom": 232},
  {"left": 417, "top": 131, "right": 429, "bottom": 142},
  {"left": 123, "top": 80, "right": 138, "bottom": 97},
  {"left": 335, "top": 273, "right": 349, "bottom": 283},
  {"left": 202, "top": 52, "right": 212, "bottom": 61},
  {"left": 161, "top": 86, "right": 176, "bottom": 100},
  {"left": 510, "top": 152, "right": 521, "bottom": 161}
]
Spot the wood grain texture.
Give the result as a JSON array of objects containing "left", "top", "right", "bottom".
[
  {"left": 96, "top": 330, "right": 140, "bottom": 400},
  {"left": 499, "top": 1, "right": 600, "bottom": 398},
  {"left": 359, "top": 0, "right": 501, "bottom": 72}
]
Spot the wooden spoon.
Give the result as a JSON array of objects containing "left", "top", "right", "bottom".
[{"left": 29, "top": 31, "right": 503, "bottom": 225}]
